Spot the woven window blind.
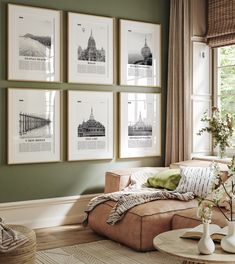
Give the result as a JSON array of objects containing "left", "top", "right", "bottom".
[{"left": 207, "top": 0, "right": 235, "bottom": 48}]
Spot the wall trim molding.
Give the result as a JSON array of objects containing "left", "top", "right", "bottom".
[{"left": 0, "top": 194, "right": 98, "bottom": 229}]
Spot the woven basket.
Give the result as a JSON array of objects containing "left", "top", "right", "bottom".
[{"left": 0, "top": 225, "right": 36, "bottom": 264}]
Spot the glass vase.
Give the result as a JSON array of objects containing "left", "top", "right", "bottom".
[{"left": 218, "top": 144, "right": 226, "bottom": 159}]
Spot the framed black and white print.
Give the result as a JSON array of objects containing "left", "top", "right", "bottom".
[
  {"left": 8, "top": 4, "right": 61, "bottom": 82},
  {"left": 8, "top": 88, "right": 61, "bottom": 164},
  {"left": 120, "top": 19, "right": 161, "bottom": 87},
  {"left": 119, "top": 92, "right": 161, "bottom": 158},
  {"left": 68, "top": 90, "right": 113, "bottom": 161},
  {"left": 68, "top": 12, "right": 113, "bottom": 84}
]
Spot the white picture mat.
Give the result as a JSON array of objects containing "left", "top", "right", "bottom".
[
  {"left": 120, "top": 19, "right": 161, "bottom": 87},
  {"left": 8, "top": 4, "right": 61, "bottom": 82},
  {"left": 68, "top": 90, "right": 113, "bottom": 160},
  {"left": 68, "top": 13, "right": 113, "bottom": 84},
  {"left": 120, "top": 92, "right": 161, "bottom": 158},
  {"left": 8, "top": 88, "right": 61, "bottom": 164}
]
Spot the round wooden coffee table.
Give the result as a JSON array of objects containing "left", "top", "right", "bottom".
[{"left": 153, "top": 229, "right": 235, "bottom": 264}]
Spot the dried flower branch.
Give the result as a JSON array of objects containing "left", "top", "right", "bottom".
[{"left": 198, "top": 158, "right": 235, "bottom": 222}]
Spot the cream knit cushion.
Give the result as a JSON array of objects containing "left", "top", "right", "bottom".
[{"left": 175, "top": 166, "right": 214, "bottom": 198}]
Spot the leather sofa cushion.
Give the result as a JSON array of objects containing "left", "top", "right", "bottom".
[
  {"left": 88, "top": 199, "right": 197, "bottom": 251},
  {"left": 171, "top": 207, "right": 227, "bottom": 230},
  {"left": 105, "top": 161, "right": 229, "bottom": 194},
  {"left": 104, "top": 167, "right": 167, "bottom": 193}
]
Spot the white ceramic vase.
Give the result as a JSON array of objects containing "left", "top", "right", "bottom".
[
  {"left": 198, "top": 223, "right": 215, "bottom": 255},
  {"left": 221, "top": 221, "right": 235, "bottom": 253}
]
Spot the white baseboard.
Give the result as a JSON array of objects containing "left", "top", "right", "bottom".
[{"left": 0, "top": 194, "right": 98, "bottom": 229}]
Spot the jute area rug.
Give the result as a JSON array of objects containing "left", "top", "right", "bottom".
[{"left": 36, "top": 240, "right": 181, "bottom": 264}]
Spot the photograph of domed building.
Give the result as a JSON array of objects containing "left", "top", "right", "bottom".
[
  {"left": 128, "top": 112, "right": 152, "bottom": 136},
  {"left": 77, "top": 30, "right": 106, "bottom": 62},
  {"left": 78, "top": 107, "right": 105, "bottom": 137},
  {"left": 128, "top": 33, "right": 152, "bottom": 66}
]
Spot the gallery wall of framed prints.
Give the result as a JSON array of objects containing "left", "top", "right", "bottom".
[
  {"left": 119, "top": 19, "right": 161, "bottom": 87},
  {"left": 119, "top": 92, "right": 161, "bottom": 158},
  {"left": 68, "top": 13, "right": 114, "bottom": 85},
  {"left": 5, "top": 3, "right": 163, "bottom": 164},
  {"left": 68, "top": 90, "right": 113, "bottom": 161},
  {"left": 8, "top": 4, "right": 62, "bottom": 82},
  {"left": 8, "top": 88, "right": 61, "bottom": 164}
]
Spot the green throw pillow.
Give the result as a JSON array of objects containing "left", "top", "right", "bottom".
[{"left": 146, "top": 169, "right": 181, "bottom": 190}]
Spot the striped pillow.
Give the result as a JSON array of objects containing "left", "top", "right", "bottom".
[{"left": 175, "top": 166, "right": 214, "bottom": 198}]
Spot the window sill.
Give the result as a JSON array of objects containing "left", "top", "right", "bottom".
[
  {"left": 222, "top": 148, "right": 235, "bottom": 157},
  {"left": 192, "top": 155, "right": 231, "bottom": 165}
]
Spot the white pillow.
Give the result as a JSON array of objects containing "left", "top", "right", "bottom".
[
  {"left": 129, "top": 168, "right": 168, "bottom": 190},
  {"left": 175, "top": 166, "right": 214, "bottom": 198}
]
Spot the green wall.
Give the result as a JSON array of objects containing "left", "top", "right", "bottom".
[{"left": 0, "top": 0, "right": 170, "bottom": 203}]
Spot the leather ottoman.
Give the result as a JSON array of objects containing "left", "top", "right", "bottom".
[{"left": 88, "top": 198, "right": 197, "bottom": 251}]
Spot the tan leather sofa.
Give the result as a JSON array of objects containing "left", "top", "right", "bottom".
[{"left": 88, "top": 160, "right": 229, "bottom": 251}]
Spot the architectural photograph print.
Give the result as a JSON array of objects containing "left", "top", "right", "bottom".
[
  {"left": 119, "top": 92, "right": 161, "bottom": 158},
  {"left": 8, "top": 88, "right": 61, "bottom": 164},
  {"left": 8, "top": 4, "right": 61, "bottom": 82},
  {"left": 120, "top": 19, "right": 161, "bottom": 87},
  {"left": 68, "top": 90, "right": 113, "bottom": 161},
  {"left": 68, "top": 13, "right": 113, "bottom": 84}
]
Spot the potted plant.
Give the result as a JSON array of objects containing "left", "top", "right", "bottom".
[{"left": 197, "top": 106, "right": 233, "bottom": 158}]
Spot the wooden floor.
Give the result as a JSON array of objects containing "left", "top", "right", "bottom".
[{"left": 35, "top": 224, "right": 105, "bottom": 251}]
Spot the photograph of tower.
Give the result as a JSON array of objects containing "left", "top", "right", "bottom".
[
  {"left": 77, "top": 107, "right": 105, "bottom": 137},
  {"left": 77, "top": 29, "right": 106, "bottom": 62},
  {"left": 128, "top": 112, "right": 152, "bottom": 136},
  {"left": 120, "top": 19, "right": 161, "bottom": 87},
  {"left": 128, "top": 33, "right": 152, "bottom": 66}
]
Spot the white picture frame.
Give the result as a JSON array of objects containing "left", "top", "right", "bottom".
[
  {"left": 68, "top": 12, "right": 113, "bottom": 85},
  {"left": 119, "top": 92, "right": 161, "bottom": 158},
  {"left": 68, "top": 90, "right": 113, "bottom": 161},
  {"left": 8, "top": 4, "right": 61, "bottom": 82},
  {"left": 120, "top": 19, "right": 161, "bottom": 87},
  {"left": 8, "top": 88, "right": 61, "bottom": 164}
]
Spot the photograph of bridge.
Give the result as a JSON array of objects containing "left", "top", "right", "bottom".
[
  {"left": 8, "top": 88, "right": 61, "bottom": 164},
  {"left": 19, "top": 112, "right": 52, "bottom": 138}
]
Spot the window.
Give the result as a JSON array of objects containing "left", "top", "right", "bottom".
[{"left": 216, "top": 45, "right": 235, "bottom": 148}]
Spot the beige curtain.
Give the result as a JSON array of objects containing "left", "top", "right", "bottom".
[{"left": 165, "top": 0, "right": 191, "bottom": 166}]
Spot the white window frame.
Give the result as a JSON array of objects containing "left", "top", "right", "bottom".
[
  {"left": 191, "top": 41, "right": 212, "bottom": 158},
  {"left": 213, "top": 47, "right": 235, "bottom": 157}
]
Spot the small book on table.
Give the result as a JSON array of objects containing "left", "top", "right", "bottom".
[{"left": 181, "top": 224, "right": 227, "bottom": 242}]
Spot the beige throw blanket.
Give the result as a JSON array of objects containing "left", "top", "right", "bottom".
[
  {"left": 84, "top": 188, "right": 194, "bottom": 225},
  {"left": 0, "top": 219, "right": 29, "bottom": 253},
  {"left": 85, "top": 170, "right": 195, "bottom": 225}
]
